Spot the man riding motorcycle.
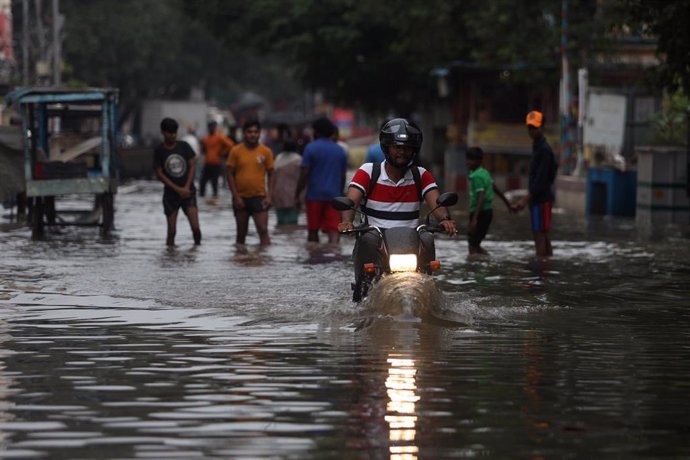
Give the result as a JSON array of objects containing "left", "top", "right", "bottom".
[{"left": 337, "top": 118, "right": 458, "bottom": 299}]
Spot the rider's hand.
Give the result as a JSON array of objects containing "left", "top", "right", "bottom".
[
  {"left": 440, "top": 219, "right": 458, "bottom": 237},
  {"left": 233, "top": 196, "right": 245, "bottom": 209},
  {"left": 338, "top": 221, "right": 354, "bottom": 232}
]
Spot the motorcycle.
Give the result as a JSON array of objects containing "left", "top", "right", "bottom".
[{"left": 332, "top": 192, "right": 459, "bottom": 303}]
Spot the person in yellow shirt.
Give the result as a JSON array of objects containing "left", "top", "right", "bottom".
[
  {"left": 200, "top": 121, "right": 234, "bottom": 199},
  {"left": 226, "top": 119, "right": 275, "bottom": 245}
]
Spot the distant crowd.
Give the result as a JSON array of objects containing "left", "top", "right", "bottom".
[{"left": 153, "top": 111, "right": 557, "bottom": 259}]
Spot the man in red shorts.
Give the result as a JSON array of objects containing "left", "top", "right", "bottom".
[{"left": 295, "top": 117, "right": 348, "bottom": 243}]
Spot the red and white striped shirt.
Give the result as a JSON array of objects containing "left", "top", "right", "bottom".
[{"left": 349, "top": 161, "right": 438, "bottom": 228}]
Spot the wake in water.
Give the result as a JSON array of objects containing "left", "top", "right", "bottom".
[{"left": 363, "top": 272, "right": 468, "bottom": 324}]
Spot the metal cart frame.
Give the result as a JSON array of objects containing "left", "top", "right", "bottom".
[{"left": 6, "top": 88, "right": 119, "bottom": 238}]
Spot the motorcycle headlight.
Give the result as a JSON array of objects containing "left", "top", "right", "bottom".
[{"left": 389, "top": 254, "right": 418, "bottom": 272}]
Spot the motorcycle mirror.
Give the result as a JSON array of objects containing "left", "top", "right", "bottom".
[
  {"left": 331, "top": 196, "right": 355, "bottom": 211},
  {"left": 425, "top": 192, "right": 459, "bottom": 224},
  {"left": 436, "top": 192, "right": 459, "bottom": 208}
]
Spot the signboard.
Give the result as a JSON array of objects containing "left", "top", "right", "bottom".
[
  {"left": 333, "top": 108, "right": 354, "bottom": 139},
  {"left": 583, "top": 91, "right": 627, "bottom": 157},
  {"left": 0, "top": 0, "right": 14, "bottom": 83}
]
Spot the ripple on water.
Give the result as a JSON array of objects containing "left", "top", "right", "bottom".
[{"left": 0, "top": 184, "right": 689, "bottom": 459}]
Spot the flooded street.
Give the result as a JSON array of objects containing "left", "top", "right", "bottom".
[{"left": 0, "top": 180, "right": 689, "bottom": 459}]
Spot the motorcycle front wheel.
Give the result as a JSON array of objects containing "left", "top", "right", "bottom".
[{"left": 352, "top": 274, "right": 372, "bottom": 303}]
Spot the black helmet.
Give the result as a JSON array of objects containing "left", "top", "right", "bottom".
[{"left": 379, "top": 118, "right": 423, "bottom": 163}]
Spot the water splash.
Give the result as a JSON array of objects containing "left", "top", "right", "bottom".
[{"left": 364, "top": 273, "right": 448, "bottom": 320}]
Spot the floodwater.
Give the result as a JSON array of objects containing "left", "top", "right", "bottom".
[{"left": 0, "top": 180, "right": 689, "bottom": 459}]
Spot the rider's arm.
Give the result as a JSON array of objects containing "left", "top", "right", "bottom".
[
  {"left": 423, "top": 189, "right": 458, "bottom": 235},
  {"left": 338, "top": 186, "right": 364, "bottom": 232}
]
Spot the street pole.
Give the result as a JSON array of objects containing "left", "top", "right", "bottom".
[
  {"left": 573, "top": 67, "right": 588, "bottom": 176},
  {"left": 559, "top": 0, "right": 574, "bottom": 175},
  {"left": 22, "top": 0, "right": 28, "bottom": 86},
  {"left": 686, "top": 104, "right": 689, "bottom": 197},
  {"left": 51, "top": 0, "right": 60, "bottom": 86}
]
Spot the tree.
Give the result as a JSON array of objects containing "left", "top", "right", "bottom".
[
  {"left": 614, "top": 0, "right": 690, "bottom": 94},
  {"left": 186, "top": 0, "right": 471, "bottom": 116},
  {"left": 51, "top": 0, "right": 625, "bottom": 123},
  {"left": 185, "top": 0, "right": 612, "bottom": 116},
  {"left": 59, "top": 0, "right": 237, "bottom": 126}
]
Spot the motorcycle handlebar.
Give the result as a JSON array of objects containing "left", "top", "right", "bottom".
[
  {"left": 422, "top": 225, "right": 445, "bottom": 234},
  {"left": 342, "top": 224, "right": 447, "bottom": 235},
  {"left": 340, "top": 225, "right": 383, "bottom": 236}
]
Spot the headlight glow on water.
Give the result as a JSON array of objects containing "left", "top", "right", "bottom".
[{"left": 389, "top": 254, "right": 418, "bottom": 272}]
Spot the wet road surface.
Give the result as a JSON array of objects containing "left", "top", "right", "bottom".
[{"left": 0, "top": 180, "right": 689, "bottom": 459}]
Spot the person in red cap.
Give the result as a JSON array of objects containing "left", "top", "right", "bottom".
[{"left": 517, "top": 110, "right": 558, "bottom": 257}]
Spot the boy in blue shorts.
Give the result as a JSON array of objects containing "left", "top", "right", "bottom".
[
  {"left": 466, "top": 147, "right": 515, "bottom": 255},
  {"left": 517, "top": 110, "right": 558, "bottom": 257}
]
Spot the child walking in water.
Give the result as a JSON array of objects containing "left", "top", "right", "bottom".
[{"left": 466, "top": 147, "right": 515, "bottom": 255}]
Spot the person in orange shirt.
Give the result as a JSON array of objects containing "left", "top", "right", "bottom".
[
  {"left": 226, "top": 119, "right": 275, "bottom": 245},
  {"left": 200, "top": 121, "right": 234, "bottom": 199}
]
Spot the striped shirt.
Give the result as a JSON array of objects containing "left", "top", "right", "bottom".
[{"left": 349, "top": 161, "right": 438, "bottom": 228}]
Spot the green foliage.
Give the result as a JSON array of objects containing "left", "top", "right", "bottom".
[
  {"left": 59, "top": 0, "right": 621, "bottom": 118},
  {"left": 60, "top": 0, "right": 243, "bottom": 122},
  {"left": 246, "top": 0, "right": 460, "bottom": 115},
  {"left": 183, "top": 0, "right": 614, "bottom": 115},
  {"left": 464, "top": 0, "right": 560, "bottom": 83},
  {"left": 650, "top": 91, "right": 689, "bottom": 146},
  {"left": 613, "top": 0, "right": 690, "bottom": 94}
]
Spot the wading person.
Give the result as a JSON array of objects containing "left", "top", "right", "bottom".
[
  {"left": 465, "top": 147, "right": 515, "bottom": 255},
  {"left": 272, "top": 140, "right": 302, "bottom": 225},
  {"left": 200, "top": 121, "right": 234, "bottom": 200},
  {"left": 337, "top": 118, "right": 458, "bottom": 296},
  {"left": 153, "top": 117, "right": 201, "bottom": 246},
  {"left": 517, "top": 110, "right": 558, "bottom": 257},
  {"left": 295, "top": 117, "right": 348, "bottom": 243},
  {"left": 226, "top": 119, "right": 275, "bottom": 246}
]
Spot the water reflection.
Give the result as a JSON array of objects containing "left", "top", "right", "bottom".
[
  {"left": 355, "top": 315, "right": 458, "bottom": 458},
  {"left": 159, "top": 245, "right": 199, "bottom": 268},
  {"left": 232, "top": 244, "right": 271, "bottom": 267},
  {"left": 0, "top": 182, "right": 689, "bottom": 458},
  {"left": 521, "top": 329, "right": 550, "bottom": 442},
  {"left": 0, "top": 316, "right": 17, "bottom": 451},
  {"left": 386, "top": 355, "right": 419, "bottom": 459}
]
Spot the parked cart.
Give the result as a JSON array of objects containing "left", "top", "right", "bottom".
[{"left": 5, "top": 88, "right": 119, "bottom": 239}]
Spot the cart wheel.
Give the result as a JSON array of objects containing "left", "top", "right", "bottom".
[
  {"left": 101, "top": 192, "right": 114, "bottom": 235},
  {"left": 45, "top": 196, "right": 56, "bottom": 225},
  {"left": 31, "top": 197, "right": 45, "bottom": 239}
]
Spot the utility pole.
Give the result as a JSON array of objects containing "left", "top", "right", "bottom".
[
  {"left": 33, "top": 0, "right": 47, "bottom": 85},
  {"left": 51, "top": 0, "right": 60, "bottom": 86},
  {"left": 559, "top": 0, "right": 574, "bottom": 175},
  {"left": 573, "top": 67, "right": 588, "bottom": 177},
  {"left": 685, "top": 102, "right": 690, "bottom": 197},
  {"left": 22, "top": 0, "right": 28, "bottom": 85}
]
